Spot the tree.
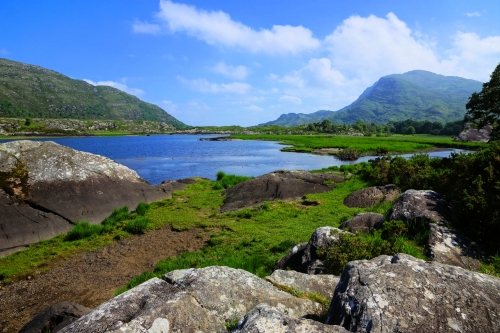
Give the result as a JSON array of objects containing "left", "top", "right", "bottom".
[
  {"left": 465, "top": 62, "right": 500, "bottom": 136},
  {"left": 405, "top": 126, "right": 416, "bottom": 135}
]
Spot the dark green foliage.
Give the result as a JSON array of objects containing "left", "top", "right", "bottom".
[
  {"left": 124, "top": 217, "right": 152, "bottom": 235},
  {"left": 24, "top": 118, "right": 32, "bottom": 126},
  {"left": 213, "top": 171, "right": 253, "bottom": 190},
  {"left": 337, "top": 147, "right": 360, "bottom": 161},
  {"left": 135, "top": 202, "right": 150, "bottom": 216},
  {"left": 0, "top": 58, "right": 187, "bottom": 128},
  {"left": 65, "top": 221, "right": 104, "bottom": 241},
  {"left": 102, "top": 206, "right": 131, "bottom": 228},
  {"left": 465, "top": 62, "right": 500, "bottom": 136}
]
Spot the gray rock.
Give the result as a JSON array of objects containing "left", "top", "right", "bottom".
[
  {"left": 19, "top": 301, "right": 90, "bottom": 333},
  {"left": 326, "top": 253, "right": 500, "bottom": 333},
  {"left": 343, "top": 184, "right": 400, "bottom": 208},
  {"left": 58, "top": 278, "right": 227, "bottom": 333},
  {"left": 457, "top": 123, "right": 493, "bottom": 142},
  {"left": 220, "top": 170, "right": 344, "bottom": 212},
  {"left": 233, "top": 304, "right": 348, "bottom": 333},
  {"left": 387, "top": 189, "right": 455, "bottom": 225},
  {"left": 163, "top": 266, "right": 323, "bottom": 322},
  {"left": 273, "top": 242, "right": 308, "bottom": 271},
  {"left": 339, "top": 213, "right": 384, "bottom": 234},
  {"left": 266, "top": 270, "right": 339, "bottom": 299},
  {"left": 301, "top": 227, "right": 348, "bottom": 274},
  {"left": 0, "top": 141, "right": 174, "bottom": 256},
  {"left": 428, "top": 223, "right": 483, "bottom": 270}
]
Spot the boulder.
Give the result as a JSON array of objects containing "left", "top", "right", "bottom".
[
  {"left": 0, "top": 141, "right": 175, "bottom": 257},
  {"left": 19, "top": 301, "right": 90, "bottom": 333},
  {"left": 220, "top": 170, "right": 344, "bottom": 212},
  {"left": 387, "top": 189, "right": 455, "bottom": 225},
  {"left": 273, "top": 242, "right": 308, "bottom": 271},
  {"left": 326, "top": 253, "right": 500, "bottom": 333},
  {"left": 343, "top": 184, "right": 400, "bottom": 208},
  {"left": 58, "top": 278, "right": 227, "bottom": 333},
  {"left": 301, "top": 227, "right": 348, "bottom": 274},
  {"left": 233, "top": 304, "right": 348, "bottom": 333},
  {"left": 339, "top": 213, "right": 384, "bottom": 233},
  {"left": 428, "top": 223, "right": 483, "bottom": 270},
  {"left": 266, "top": 270, "right": 340, "bottom": 299},
  {"left": 457, "top": 123, "right": 493, "bottom": 142},
  {"left": 163, "top": 266, "right": 323, "bottom": 322}
]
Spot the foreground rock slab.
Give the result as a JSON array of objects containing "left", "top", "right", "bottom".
[
  {"left": 59, "top": 278, "right": 227, "bottom": 333},
  {"left": 19, "top": 301, "right": 90, "bottom": 333},
  {"left": 343, "top": 184, "right": 400, "bottom": 208},
  {"left": 0, "top": 140, "right": 174, "bottom": 256},
  {"left": 220, "top": 170, "right": 344, "bottom": 212},
  {"left": 327, "top": 253, "right": 500, "bottom": 333},
  {"left": 266, "top": 270, "right": 339, "bottom": 299},
  {"left": 233, "top": 304, "right": 347, "bottom": 333},
  {"left": 163, "top": 266, "right": 323, "bottom": 322}
]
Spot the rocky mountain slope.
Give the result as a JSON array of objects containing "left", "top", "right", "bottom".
[
  {"left": 261, "top": 70, "right": 482, "bottom": 126},
  {"left": 0, "top": 58, "right": 186, "bottom": 128}
]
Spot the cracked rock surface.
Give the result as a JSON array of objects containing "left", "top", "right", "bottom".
[
  {"left": 266, "top": 270, "right": 339, "bottom": 299},
  {"left": 0, "top": 140, "right": 176, "bottom": 256},
  {"left": 327, "top": 253, "right": 500, "bottom": 333}
]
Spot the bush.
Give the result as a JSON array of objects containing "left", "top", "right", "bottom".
[
  {"left": 124, "top": 217, "right": 152, "bottom": 235},
  {"left": 135, "top": 202, "right": 150, "bottom": 216},
  {"left": 66, "top": 221, "right": 103, "bottom": 241},
  {"left": 337, "top": 147, "right": 360, "bottom": 161},
  {"left": 213, "top": 171, "right": 253, "bottom": 190}
]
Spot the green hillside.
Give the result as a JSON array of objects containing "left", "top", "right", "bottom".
[
  {"left": 261, "top": 70, "right": 482, "bottom": 126},
  {"left": 0, "top": 58, "right": 186, "bottom": 128}
]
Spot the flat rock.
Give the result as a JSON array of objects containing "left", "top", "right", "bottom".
[
  {"left": 58, "top": 278, "right": 227, "bottom": 333},
  {"left": 343, "top": 184, "right": 400, "bottom": 208},
  {"left": 266, "top": 270, "right": 339, "bottom": 299},
  {"left": 233, "top": 304, "right": 348, "bottom": 333},
  {"left": 457, "top": 123, "right": 493, "bottom": 142},
  {"left": 220, "top": 170, "right": 344, "bottom": 212},
  {"left": 339, "top": 213, "right": 384, "bottom": 233},
  {"left": 326, "top": 253, "right": 500, "bottom": 333},
  {"left": 0, "top": 141, "right": 174, "bottom": 256},
  {"left": 428, "top": 223, "right": 483, "bottom": 270},
  {"left": 19, "top": 301, "right": 90, "bottom": 333},
  {"left": 387, "top": 189, "right": 455, "bottom": 225},
  {"left": 163, "top": 266, "right": 323, "bottom": 322}
]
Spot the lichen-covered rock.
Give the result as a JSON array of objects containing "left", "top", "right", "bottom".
[
  {"left": 301, "top": 227, "right": 348, "bottom": 274},
  {"left": 58, "top": 278, "right": 227, "bottom": 333},
  {"left": 457, "top": 123, "right": 493, "bottom": 142},
  {"left": 19, "top": 301, "right": 90, "bottom": 333},
  {"left": 428, "top": 223, "right": 483, "bottom": 270},
  {"left": 343, "top": 185, "right": 400, "bottom": 208},
  {"left": 387, "top": 189, "right": 455, "bottom": 225},
  {"left": 163, "top": 266, "right": 323, "bottom": 322},
  {"left": 266, "top": 270, "right": 339, "bottom": 299},
  {"left": 339, "top": 213, "right": 384, "bottom": 234},
  {"left": 233, "top": 304, "right": 347, "bottom": 333},
  {"left": 0, "top": 140, "right": 174, "bottom": 256},
  {"left": 326, "top": 254, "right": 500, "bottom": 333},
  {"left": 220, "top": 171, "right": 344, "bottom": 212}
]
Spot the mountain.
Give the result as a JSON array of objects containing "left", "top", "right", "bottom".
[
  {"left": 0, "top": 58, "right": 187, "bottom": 128},
  {"left": 260, "top": 70, "right": 482, "bottom": 126}
]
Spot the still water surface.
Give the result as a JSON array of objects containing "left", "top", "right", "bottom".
[{"left": 1, "top": 135, "right": 468, "bottom": 184}]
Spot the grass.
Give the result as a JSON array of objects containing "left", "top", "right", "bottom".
[
  {"left": 230, "top": 133, "right": 487, "bottom": 154},
  {"left": 213, "top": 171, "right": 253, "bottom": 190}
]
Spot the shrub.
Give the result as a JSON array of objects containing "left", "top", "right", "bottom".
[
  {"left": 337, "top": 147, "right": 360, "bottom": 161},
  {"left": 66, "top": 221, "right": 103, "bottom": 241},
  {"left": 135, "top": 202, "right": 150, "bottom": 216},
  {"left": 213, "top": 171, "right": 253, "bottom": 190},
  {"left": 124, "top": 217, "right": 152, "bottom": 235}
]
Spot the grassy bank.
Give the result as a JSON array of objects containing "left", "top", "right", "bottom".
[{"left": 230, "top": 134, "right": 487, "bottom": 154}]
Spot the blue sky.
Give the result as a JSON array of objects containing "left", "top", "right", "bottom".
[{"left": 1, "top": 1, "right": 500, "bottom": 126}]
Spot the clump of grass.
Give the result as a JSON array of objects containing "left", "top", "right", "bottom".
[
  {"left": 135, "top": 202, "right": 150, "bottom": 216},
  {"left": 124, "top": 217, "right": 152, "bottom": 235},
  {"left": 102, "top": 206, "right": 131, "bottom": 229},
  {"left": 212, "top": 171, "right": 253, "bottom": 190},
  {"left": 65, "top": 221, "right": 104, "bottom": 241}
]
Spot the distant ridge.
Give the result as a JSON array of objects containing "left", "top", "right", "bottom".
[
  {"left": 260, "top": 70, "right": 482, "bottom": 126},
  {"left": 0, "top": 58, "right": 187, "bottom": 128}
]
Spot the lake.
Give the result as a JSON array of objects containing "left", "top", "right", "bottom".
[{"left": 0, "top": 135, "right": 469, "bottom": 184}]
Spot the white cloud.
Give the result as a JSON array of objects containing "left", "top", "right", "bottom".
[
  {"left": 244, "top": 105, "right": 263, "bottom": 112},
  {"left": 279, "top": 95, "right": 302, "bottom": 105},
  {"left": 466, "top": 12, "right": 481, "bottom": 17},
  {"left": 212, "top": 62, "right": 250, "bottom": 80},
  {"left": 133, "top": 21, "right": 162, "bottom": 34},
  {"left": 0, "top": 48, "right": 8, "bottom": 55},
  {"left": 83, "top": 79, "right": 145, "bottom": 96},
  {"left": 138, "top": 0, "right": 320, "bottom": 54},
  {"left": 177, "top": 76, "right": 251, "bottom": 94},
  {"left": 161, "top": 100, "right": 177, "bottom": 111}
]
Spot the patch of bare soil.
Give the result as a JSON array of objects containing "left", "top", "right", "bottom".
[{"left": 0, "top": 225, "right": 210, "bottom": 332}]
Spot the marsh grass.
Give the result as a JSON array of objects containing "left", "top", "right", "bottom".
[{"left": 212, "top": 171, "right": 253, "bottom": 190}]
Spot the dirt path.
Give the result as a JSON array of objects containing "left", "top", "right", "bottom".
[{"left": 0, "top": 225, "right": 210, "bottom": 332}]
